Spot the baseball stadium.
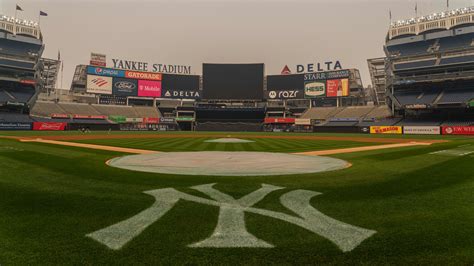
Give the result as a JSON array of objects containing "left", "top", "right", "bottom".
[{"left": 0, "top": 2, "right": 473, "bottom": 265}]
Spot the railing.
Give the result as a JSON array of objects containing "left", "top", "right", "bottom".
[
  {"left": 389, "top": 7, "right": 474, "bottom": 39},
  {"left": 0, "top": 16, "right": 41, "bottom": 39}
]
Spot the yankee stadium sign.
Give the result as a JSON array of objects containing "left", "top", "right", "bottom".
[{"left": 112, "top": 59, "right": 192, "bottom": 74}]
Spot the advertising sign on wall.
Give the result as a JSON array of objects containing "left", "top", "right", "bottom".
[
  {"left": 326, "top": 79, "right": 349, "bottom": 97},
  {"left": 403, "top": 126, "right": 440, "bottom": 135},
  {"left": 304, "top": 81, "right": 326, "bottom": 98},
  {"left": 442, "top": 126, "right": 474, "bottom": 135},
  {"left": 266, "top": 90, "right": 303, "bottom": 99},
  {"left": 0, "top": 122, "right": 32, "bottom": 130},
  {"left": 126, "top": 71, "right": 162, "bottom": 81},
  {"left": 370, "top": 126, "right": 402, "bottom": 134},
  {"left": 264, "top": 118, "right": 296, "bottom": 124},
  {"left": 160, "top": 117, "right": 176, "bottom": 123},
  {"left": 87, "top": 66, "right": 125, "bottom": 78},
  {"left": 138, "top": 80, "right": 162, "bottom": 97},
  {"left": 295, "top": 119, "right": 312, "bottom": 125},
  {"left": 162, "top": 89, "right": 201, "bottom": 99},
  {"left": 32, "top": 122, "right": 67, "bottom": 131},
  {"left": 87, "top": 75, "right": 113, "bottom": 95},
  {"left": 112, "top": 78, "right": 138, "bottom": 96},
  {"left": 90, "top": 53, "right": 106, "bottom": 67}
]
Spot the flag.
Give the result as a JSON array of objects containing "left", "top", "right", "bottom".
[
  {"left": 40, "top": 11, "right": 48, "bottom": 16},
  {"left": 415, "top": 3, "right": 418, "bottom": 14},
  {"left": 389, "top": 9, "right": 392, "bottom": 20},
  {"left": 57, "top": 50, "right": 61, "bottom": 61},
  {"left": 16, "top": 4, "right": 23, "bottom": 11},
  {"left": 447, "top": 0, "right": 449, "bottom": 9}
]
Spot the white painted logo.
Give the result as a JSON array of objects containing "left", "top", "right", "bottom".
[{"left": 87, "top": 184, "right": 375, "bottom": 252}]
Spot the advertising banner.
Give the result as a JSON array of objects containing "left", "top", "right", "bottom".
[
  {"left": 442, "top": 126, "right": 474, "bottom": 135},
  {"left": 87, "top": 66, "right": 125, "bottom": 78},
  {"left": 125, "top": 118, "right": 144, "bottom": 123},
  {"left": 266, "top": 90, "right": 303, "bottom": 99},
  {"left": 295, "top": 118, "right": 312, "bottom": 125},
  {"left": 87, "top": 75, "right": 113, "bottom": 95},
  {"left": 160, "top": 117, "right": 176, "bottom": 123},
  {"left": 126, "top": 71, "right": 162, "bottom": 81},
  {"left": 0, "top": 122, "right": 32, "bottom": 130},
  {"left": 143, "top": 117, "right": 160, "bottom": 124},
  {"left": 404, "top": 126, "right": 440, "bottom": 135},
  {"left": 176, "top": 117, "right": 195, "bottom": 122},
  {"left": 51, "top": 114, "right": 69, "bottom": 119},
  {"left": 326, "top": 79, "right": 349, "bottom": 97},
  {"left": 304, "top": 81, "right": 326, "bottom": 98},
  {"left": 90, "top": 53, "right": 106, "bottom": 67},
  {"left": 162, "top": 89, "right": 201, "bottom": 99},
  {"left": 112, "top": 78, "right": 138, "bottom": 96},
  {"left": 264, "top": 118, "right": 296, "bottom": 124},
  {"left": 138, "top": 80, "right": 162, "bottom": 97},
  {"left": 32, "top": 122, "right": 67, "bottom": 131},
  {"left": 109, "top": 115, "right": 127, "bottom": 123},
  {"left": 370, "top": 126, "right": 402, "bottom": 134},
  {"left": 73, "top": 115, "right": 107, "bottom": 120}
]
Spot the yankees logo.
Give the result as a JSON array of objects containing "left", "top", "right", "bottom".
[{"left": 87, "top": 184, "right": 376, "bottom": 252}]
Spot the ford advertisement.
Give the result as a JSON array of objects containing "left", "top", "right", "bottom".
[{"left": 112, "top": 78, "right": 138, "bottom": 96}]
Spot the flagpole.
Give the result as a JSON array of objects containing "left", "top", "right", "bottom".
[{"left": 14, "top": 4, "right": 18, "bottom": 35}]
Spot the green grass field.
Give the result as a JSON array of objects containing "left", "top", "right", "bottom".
[{"left": 0, "top": 131, "right": 473, "bottom": 265}]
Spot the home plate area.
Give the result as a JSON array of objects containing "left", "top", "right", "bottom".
[{"left": 107, "top": 151, "right": 350, "bottom": 176}]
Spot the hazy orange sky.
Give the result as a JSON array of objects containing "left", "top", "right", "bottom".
[{"left": 2, "top": 0, "right": 472, "bottom": 89}]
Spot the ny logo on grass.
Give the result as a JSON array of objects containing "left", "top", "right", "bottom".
[{"left": 87, "top": 184, "right": 376, "bottom": 252}]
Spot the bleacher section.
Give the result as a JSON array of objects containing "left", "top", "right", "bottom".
[
  {"left": 393, "top": 88, "right": 442, "bottom": 106},
  {"left": 0, "top": 86, "right": 35, "bottom": 105},
  {"left": 394, "top": 60, "right": 436, "bottom": 70},
  {"left": 438, "top": 32, "right": 474, "bottom": 52},
  {"left": 333, "top": 106, "right": 375, "bottom": 119},
  {"left": 365, "top": 106, "right": 392, "bottom": 119},
  {"left": 31, "top": 101, "right": 161, "bottom": 119},
  {"left": 386, "top": 40, "right": 436, "bottom": 57},
  {"left": 437, "top": 89, "right": 474, "bottom": 104},
  {"left": 59, "top": 103, "right": 100, "bottom": 116},
  {"left": 301, "top": 107, "right": 339, "bottom": 120}
]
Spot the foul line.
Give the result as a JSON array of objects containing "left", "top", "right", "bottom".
[
  {"left": 292, "top": 142, "right": 432, "bottom": 156},
  {"left": 19, "top": 139, "right": 157, "bottom": 154}
]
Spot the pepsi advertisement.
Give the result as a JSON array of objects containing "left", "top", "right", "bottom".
[{"left": 87, "top": 66, "right": 125, "bottom": 78}]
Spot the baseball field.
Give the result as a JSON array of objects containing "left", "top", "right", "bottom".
[{"left": 0, "top": 131, "right": 473, "bottom": 265}]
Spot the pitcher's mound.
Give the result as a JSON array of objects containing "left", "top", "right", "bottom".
[
  {"left": 204, "top": 138, "right": 255, "bottom": 143},
  {"left": 108, "top": 151, "right": 350, "bottom": 176}
]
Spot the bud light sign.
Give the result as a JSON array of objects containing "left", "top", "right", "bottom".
[
  {"left": 138, "top": 80, "right": 162, "bottom": 97},
  {"left": 87, "top": 66, "right": 125, "bottom": 78}
]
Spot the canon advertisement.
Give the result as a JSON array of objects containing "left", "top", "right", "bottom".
[
  {"left": 138, "top": 80, "right": 162, "bottom": 97},
  {"left": 112, "top": 78, "right": 138, "bottom": 96}
]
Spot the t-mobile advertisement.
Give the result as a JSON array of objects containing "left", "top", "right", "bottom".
[{"left": 138, "top": 80, "right": 162, "bottom": 97}]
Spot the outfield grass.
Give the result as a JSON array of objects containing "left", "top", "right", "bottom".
[{"left": 0, "top": 132, "right": 473, "bottom": 265}]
